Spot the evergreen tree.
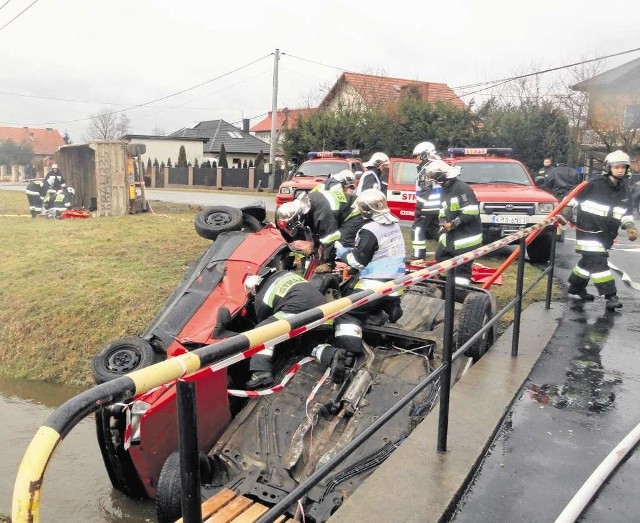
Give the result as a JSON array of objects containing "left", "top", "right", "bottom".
[
  {"left": 249, "top": 159, "right": 254, "bottom": 168},
  {"left": 153, "top": 158, "right": 159, "bottom": 168},
  {"left": 177, "top": 145, "right": 188, "bottom": 167},
  {"left": 160, "top": 161, "right": 165, "bottom": 169},
  {"left": 193, "top": 158, "right": 199, "bottom": 168},
  {"left": 242, "top": 159, "right": 248, "bottom": 169},
  {"left": 167, "top": 158, "right": 172, "bottom": 168},
  {"left": 146, "top": 157, "right": 152, "bottom": 173},
  {"left": 218, "top": 143, "right": 228, "bottom": 168},
  {"left": 255, "top": 150, "right": 264, "bottom": 170}
]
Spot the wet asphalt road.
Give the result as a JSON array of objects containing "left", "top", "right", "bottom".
[{"left": 453, "top": 230, "right": 640, "bottom": 522}]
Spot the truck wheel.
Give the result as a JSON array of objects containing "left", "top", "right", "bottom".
[
  {"left": 194, "top": 206, "right": 243, "bottom": 240},
  {"left": 91, "top": 337, "right": 156, "bottom": 384},
  {"left": 526, "top": 234, "right": 552, "bottom": 263},
  {"left": 457, "top": 293, "right": 493, "bottom": 362}
]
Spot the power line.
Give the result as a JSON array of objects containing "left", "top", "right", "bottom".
[
  {"left": 452, "top": 46, "right": 640, "bottom": 91},
  {"left": 281, "top": 52, "right": 349, "bottom": 72},
  {"left": 0, "top": 1, "right": 11, "bottom": 12},
  {"left": 0, "top": 53, "right": 272, "bottom": 126},
  {"left": 0, "top": 0, "right": 39, "bottom": 32}
]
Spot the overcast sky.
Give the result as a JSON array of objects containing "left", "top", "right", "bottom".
[{"left": 1, "top": 0, "right": 638, "bottom": 142}]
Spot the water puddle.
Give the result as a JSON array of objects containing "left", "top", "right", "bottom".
[{"left": 0, "top": 378, "right": 154, "bottom": 521}]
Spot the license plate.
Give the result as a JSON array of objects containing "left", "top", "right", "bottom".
[{"left": 491, "top": 215, "right": 527, "bottom": 225}]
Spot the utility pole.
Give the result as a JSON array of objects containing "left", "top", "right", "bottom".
[{"left": 268, "top": 48, "right": 280, "bottom": 191}]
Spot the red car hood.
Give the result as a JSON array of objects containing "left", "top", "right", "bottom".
[{"left": 470, "top": 183, "right": 557, "bottom": 203}]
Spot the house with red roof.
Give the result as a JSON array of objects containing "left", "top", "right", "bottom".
[
  {"left": 320, "top": 72, "right": 464, "bottom": 111},
  {"left": 0, "top": 126, "right": 66, "bottom": 179},
  {"left": 250, "top": 108, "right": 316, "bottom": 145}
]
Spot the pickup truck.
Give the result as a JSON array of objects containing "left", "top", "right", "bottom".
[
  {"left": 275, "top": 151, "right": 364, "bottom": 207},
  {"left": 385, "top": 148, "right": 559, "bottom": 263}
]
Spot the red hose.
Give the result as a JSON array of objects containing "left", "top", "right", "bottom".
[{"left": 480, "top": 181, "right": 589, "bottom": 290}]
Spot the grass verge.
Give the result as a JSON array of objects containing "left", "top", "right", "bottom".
[{"left": 0, "top": 190, "right": 559, "bottom": 387}]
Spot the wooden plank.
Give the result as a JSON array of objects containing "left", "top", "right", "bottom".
[
  {"left": 176, "top": 488, "right": 237, "bottom": 522},
  {"left": 273, "top": 516, "right": 289, "bottom": 523},
  {"left": 229, "top": 502, "right": 268, "bottom": 522},
  {"left": 205, "top": 495, "right": 253, "bottom": 523}
]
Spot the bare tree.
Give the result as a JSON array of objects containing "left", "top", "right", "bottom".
[
  {"left": 84, "top": 109, "right": 130, "bottom": 140},
  {"left": 152, "top": 126, "right": 167, "bottom": 136}
]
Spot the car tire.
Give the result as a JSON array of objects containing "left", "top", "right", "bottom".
[
  {"left": 156, "top": 452, "right": 183, "bottom": 523},
  {"left": 156, "top": 452, "right": 213, "bottom": 523},
  {"left": 526, "top": 233, "right": 552, "bottom": 263},
  {"left": 95, "top": 408, "right": 147, "bottom": 499},
  {"left": 91, "top": 337, "right": 156, "bottom": 384},
  {"left": 457, "top": 293, "right": 493, "bottom": 362},
  {"left": 194, "top": 206, "right": 243, "bottom": 240}
]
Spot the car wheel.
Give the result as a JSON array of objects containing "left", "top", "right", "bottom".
[
  {"left": 526, "top": 233, "right": 552, "bottom": 263},
  {"left": 95, "top": 407, "right": 147, "bottom": 499},
  {"left": 457, "top": 293, "right": 493, "bottom": 362},
  {"left": 91, "top": 337, "right": 156, "bottom": 384},
  {"left": 194, "top": 206, "right": 243, "bottom": 240},
  {"left": 156, "top": 452, "right": 213, "bottom": 523}
]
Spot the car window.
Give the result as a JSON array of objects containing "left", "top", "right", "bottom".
[
  {"left": 392, "top": 161, "right": 419, "bottom": 185},
  {"left": 294, "top": 161, "right": 349, "bottom": 177},
  {"left": 455, "top": 161, "right": 531, "bottom": 185}
]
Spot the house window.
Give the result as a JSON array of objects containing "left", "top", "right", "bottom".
[{"left": 623, "top": 105, "right": 640, "bottom": 129}]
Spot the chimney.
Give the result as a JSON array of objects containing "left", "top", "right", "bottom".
[{"left": 242, "top": 119, "right": 250, "bottom": 133}]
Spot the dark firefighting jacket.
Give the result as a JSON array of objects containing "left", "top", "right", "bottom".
[
  {"left": 438, "top": 178, "right": 482, "bottom": 254},
  {"left": 572, "top": 175, "right": 635, "bottom": 253},
  {"left": 254, "top": 270, "right": 326, "bottom": 322}
]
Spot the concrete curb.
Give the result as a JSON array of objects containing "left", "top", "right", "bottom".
[{"left": 329, "top": 301, "right": 564, "bottom": 523}]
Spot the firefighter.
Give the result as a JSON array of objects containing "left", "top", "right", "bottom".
[
  {"left": 411, "top": 141, "right": 442, "bottom": 259},
  {"left": 321, "top": 169, "right": 365, "bottom": 248},
  {"left": 48, "top": 186, "right": 75, "bottom": 218},
  {"left": 357, "top": 152, "right": 388, "bottom": 194},
  {"left": 25, "top": 178, "right": 48, "bottom": 218},
  {"left": 424, "top": 160, "right": 482, "bottom": 285},
  {"left": 243, "top": 269, "right": 345, "bottom": 388},
  {"left": 276, "top": 191, "right": 343, "bottom": 272},
  {"left": 44, "top": 163, "right": 66, "bottom": 191},
  {"left": 567, "top": 150, "right": 637, "bottom": 310},
  {"left": 335, "top": 189, "right": 406, "bottom": 360}
]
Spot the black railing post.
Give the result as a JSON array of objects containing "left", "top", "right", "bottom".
[
  {"left": 437, "top": 267, "right": 456, "bottom": 453},
  {"left": 545, "top": 225, "right": 559, "bottom": 310},
  {"left": 177, "top": 379, "right": 201, "bottom": 523},
  {"left": 511, "top": 238, "right": 527, "bottom": 357}
]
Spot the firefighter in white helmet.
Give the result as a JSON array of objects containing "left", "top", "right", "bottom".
[
  {"left": 357, "top": 152, "right": 389, "bottom": 195},
  {"left": 334, "top": 189, "right": 406, "bottom": 362},
  {"left": 568, "top": 150, "right": 637, "bottom": 310},
  {"left": 425, "top": 160, "right": 481, "bottom": 285},
  {"left": 411, "top": 142, "right": 442, "bottom": 259}
]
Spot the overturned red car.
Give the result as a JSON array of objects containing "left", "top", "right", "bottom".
[{"left": 92, "top": 201, "right": 497, "bottom": 522}]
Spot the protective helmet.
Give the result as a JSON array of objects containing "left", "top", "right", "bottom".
[
  {"left": 66, "top": 186, "right": 75, "bottom": 195},
  {"left": 52, "top": 163, "right": 59, "bottom": 169},
  {"left": 332, "top": 169, "right": 356, "bottom": 187},
  {"left": 412, "top": 142, "right": 440, "bottom": 162},
  {"left": 604, "top": 150, "right": 631, "bottom": 174},
  {"left": 423, "top": 159, "right": 459, "bottom": 183},
  {"left": 364, "top": 152, "right": 389, "bottom": 168},
  {"left": 276, "top": 195, "right": 310, "bottom": 235},
  {"left": 355, "top": 189, "right": 398, "bottom": 224}
]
